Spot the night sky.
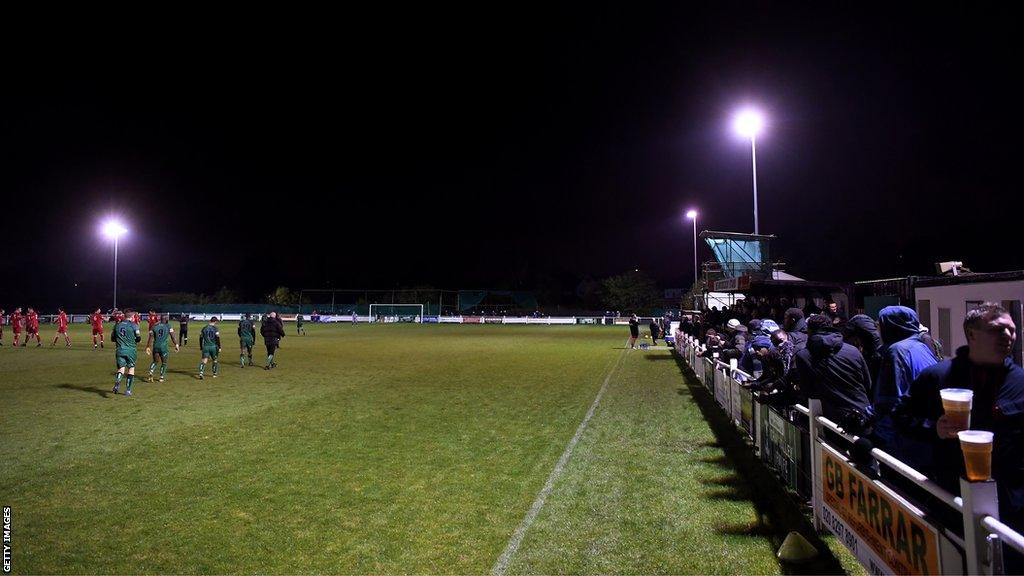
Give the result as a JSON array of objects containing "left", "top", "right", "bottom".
[{"left": 4, "top": 5, "right": 1022, "bottom": 309}]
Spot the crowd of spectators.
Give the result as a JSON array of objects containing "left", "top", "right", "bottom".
[{"left": 679, "top": 301, "right": 1023, "bottom": 562}]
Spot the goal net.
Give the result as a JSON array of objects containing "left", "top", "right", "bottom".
[{"left": 368, "top": 304, "right": 424, "bottom": 323}]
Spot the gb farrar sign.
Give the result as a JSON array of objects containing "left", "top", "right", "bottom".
[{"left": 819, "top": 445, "right": 940, "bottom": 575}]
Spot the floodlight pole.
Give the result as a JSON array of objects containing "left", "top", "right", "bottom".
[
  {"left": 750, "top": 135, "right": 759, "bottom": 235},
  {"left": 113, "top": 235, "right": 119, "bottom": 310},
  {"left": 691, "top": 214, "right": 698, "bottom": 286}
]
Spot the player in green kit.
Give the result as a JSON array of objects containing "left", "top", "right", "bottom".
[
  {"left": 238, "top": 313, "right": 257, "bottom": 367},
  {"left": 145, "top": 314, "right": 179, "bottom": 382},
  {"left": 111, "top": 309, "right": 142, "bottom": 396},
  {"left": 197, "top": 317, "right": 222, "bottom": 379},
  {"left": 296, "top": 314, "right": 305, "bottom": 335}
]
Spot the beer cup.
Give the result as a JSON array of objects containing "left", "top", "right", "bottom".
[
  {"left": 958, "top": 430, "right": 994, "bottom": 482},
  {"left": 940, "top": 388, "right": 973, "bottom": 432}
]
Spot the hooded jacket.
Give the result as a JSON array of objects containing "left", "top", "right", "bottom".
[
  {"left": 875, "top": 306, "right": 938, "bottom": 415},
  {"left": 786, "top": 317, "right": 809, "bottom": 352},
  {"left": 845, "top": 314, "right": 884, "bottom": 378},
  {"left": 793, "top": 331, "right": 874, "bottom": 424}
]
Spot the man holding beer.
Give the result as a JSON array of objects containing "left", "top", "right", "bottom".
[{"left": 895, "top": 303, "right": 1024, "bottom": 567}]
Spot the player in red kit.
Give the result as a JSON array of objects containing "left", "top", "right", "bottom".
[
  {"left": 52, "top": 307, "right": 72, "bottom": 347},
  {"left": 25, "top": 307, "right": 42, "bottom": 346},
  {"left": 148, "top": 310, "right": 159, "bottom": 332},
  {"left": 91, "top": 308, "right": 106, "bottom": 349},
  {"left": 11, "top": 308, "right": 24, "bottom": 346},
  {"left": 131, "top": 311, "right": 141, "bottom": 325}
]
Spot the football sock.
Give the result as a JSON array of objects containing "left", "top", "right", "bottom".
[
  {"left": 160, "top": 363, "right": 167, "bottom": 379},
  {"left": 115, "top": 372, "right": 123, "bottom": 386},
  {"left": 199, "top": 363, "right": 205, "bottom": 377},
  {"left": 212, "top": 360, "right": 219, "bottom": 376},
  {"left": 149, "top": 362, "right": 157, "bottom": 376},
  {"left": 126, "top": 375, "right": 134, "bottom": 393}
]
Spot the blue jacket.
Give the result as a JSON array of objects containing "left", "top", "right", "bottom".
[{"left": 874, "top": 306, "right": 938, "bottom": 415}]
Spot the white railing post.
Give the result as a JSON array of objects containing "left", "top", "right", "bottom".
[
  {"left": 962, "top": 478, "right": 1001, "bottom": 575},
  {"left": 808, "top": 398, "right": 824, "bottom": 532}
]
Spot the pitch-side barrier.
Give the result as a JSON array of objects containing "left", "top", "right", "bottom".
[{"left": 677, "top": 333, "right": 1024, "bottom": 575}]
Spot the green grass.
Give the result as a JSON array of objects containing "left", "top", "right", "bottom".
[{"left": 1, "top": 323, "right": 856, "bottom": 574}]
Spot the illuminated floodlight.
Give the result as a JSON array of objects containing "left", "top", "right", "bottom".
[
  {"left": 686, "top": 209, "right": 697, "bottom": 220},
  {"left": 102, "top": 220, "right": 128, "bottom": 239},
  {"left": 733, "top": 109, "right": 765, "bottom": 139}
]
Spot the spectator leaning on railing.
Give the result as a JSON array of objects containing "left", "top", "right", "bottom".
[
  {"left": 793, "top": 314, "right": 875, "bottom": 435},
  {"left": 893, "top": 304, "right": 1024, "bottom": 527}
]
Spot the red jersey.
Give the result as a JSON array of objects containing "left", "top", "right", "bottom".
[
  {"left": 27, "top": 312, "right": 39, "bottom": 330},
  {"left": 12, "top": 313, "right": 24, "bottom": 332},
  {"left": 148, "top": 312, "right": 159, "bottom": 330},
  {"left": 91, "top": 313, "right": 104, "bottom": 330},
  {"left": 57, "top": 312, "right": 69, "bottom": 331}
]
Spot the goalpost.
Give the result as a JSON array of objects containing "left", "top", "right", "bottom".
[{"left": 367, "top": 303, "right": 424, "bottom": 323}]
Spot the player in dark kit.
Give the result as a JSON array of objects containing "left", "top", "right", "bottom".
[
  {"left": 112, "top": 310, "right": 142, "bottom": 396},
  {"left": 197, "top": 317, "right": 221, "bottom": 379},
  {"left": 296, "top": 314, "right": 305, "bottom": 336},
  {"left": 179, "top": 313, "right": 190, "bottom": 346},
  {"left": 0, "top": 308, "right": 5, "bottom": 346},
  {"left": 52, "top": 308, "right": 71, "bottom": 347},
  {"left": 90, "top": 308, "right": 105, "bottom": 349},
  {"left": 238, "top": 313, "right": 257, "bottom": 367},
  {"left": 146, "top": 314, "right": 179, "bottom": 382}
]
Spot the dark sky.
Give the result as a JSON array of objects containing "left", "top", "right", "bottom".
[{"left": 3, "top": 4, "right": 1023, "bottom": 308}]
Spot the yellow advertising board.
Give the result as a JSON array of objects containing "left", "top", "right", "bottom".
[{"left": 820, "top": 445, "right": 941, "bottom": 575}]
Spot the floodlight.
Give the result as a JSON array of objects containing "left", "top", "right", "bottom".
[{"left": 733, "top": 109, "right": 764, "bottom": 138}]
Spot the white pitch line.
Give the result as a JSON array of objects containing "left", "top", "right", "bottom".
[{"left": 491, "top": 348, "right": 627, "bottom": 576}]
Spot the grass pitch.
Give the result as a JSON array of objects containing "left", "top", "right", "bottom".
[{"left": 1, "top": 323, "right": 855, "bottom": 574}]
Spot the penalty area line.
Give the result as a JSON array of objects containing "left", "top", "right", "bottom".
[{"left": 491, "top": 347, "right": 627, "bottom": 576}]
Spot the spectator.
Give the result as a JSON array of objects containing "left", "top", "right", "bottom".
[
  {"left": 753, "top": 330, "right": 798, "bottom": 401},
  {"left": 825, "top": 301, "right": 847, "bottom": 328},
  {"left": 649, "top": 317, "right": 661, "bottom": 344},
  {"left": 872, "top": 306, "right": 940, "bottom": 464},
  {"left": 721, "top": 318, "right": 748, "bottom": 361},
  {"left": 793, "top": 314, "right": 874, "bottom": 435},
  {"left": 783, "top": 308, "right": 808, "bottom": 352},
  {"left": 843, "top": 314, "right": 884, "bottom": 379},
  {"left": 628, "top": 314, "right": 639, "bottom": 349},
  {"left": 894, "top": 304, "right": 1023, "bottom": 568}
]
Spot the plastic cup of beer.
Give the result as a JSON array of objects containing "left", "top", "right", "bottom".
[
  {"left": 958, "top": 430, "right": 994, "bottom": 482},
  {"left": 940, "top": 388, "right": 973, "bottom": 432}
]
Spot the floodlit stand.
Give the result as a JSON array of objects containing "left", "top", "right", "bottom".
[{"left": 368, "top": 304, "right": 425, "bottom": 323}]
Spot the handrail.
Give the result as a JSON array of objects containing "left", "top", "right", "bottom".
[
  {"left": 983, "top": 516, "right": 1024, "bottom": 555},
  {"left": 816, "top": 414, "right": 964, "bottom": 512}
]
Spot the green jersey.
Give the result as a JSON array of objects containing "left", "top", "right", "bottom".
[
  {"left": 200, "top": 324, "right": 220, "bottom": 349},
  {"left": 296, "top": 315, "right": 304, "bottom": 326},
  {"left": 238, "top": 319, "right": 256, "bottom": 343},
  {"left": 114, "top": 320, "right": 141, "bottom": 355},
  {"left": 151, "top": 322, "right": 173, "bottom": 349}
]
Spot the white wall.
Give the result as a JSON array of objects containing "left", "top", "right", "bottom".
[{"left": 915, "top": 280, "right": 1024, "bottom": 359}]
